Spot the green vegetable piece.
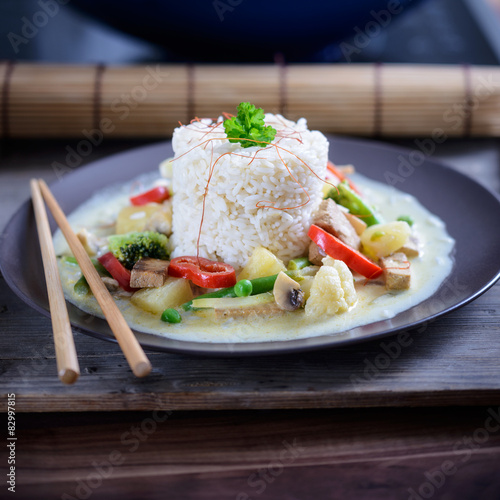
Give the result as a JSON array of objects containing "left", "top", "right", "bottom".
[
  {"left": 74, "top": 275, "right": 90, "bottom": 296},
  {"left": 61, "top": 255, "right": 78, "bottom": 265},
  {"left": 192, "top": 292, "right": 274, "bottom": 310},
  {"left": 327, "top": 180, "right": 383, "bottom": 227},
  {"left": 244, "top": 274, "right": 280, "bottom": 295},
  {"left": 370, "top": 230, "right": 385, "bottom": 241},
  {"left": 161, "top": 308, "right": 182, "bottom": 324},
  {"left": 397, "top": 215, "right": 414, "bottom": 227},
  {"left": 181, "top": 271, "right": 300, "bottom": 311},
  {"left": 223, "top": 102, "right": 277, "bottom": 148},
  {"left": 108, "top": 231, "right": 169, "bottom": 270},
  {"left": 287, "top": 257, "right": 311, "bottom": 271},
  {"left": 72, "top": 258, "right": 110, "bottom": 295},
  {"left": 91, "top": 259, "right": 111, "bottom": 277},
  {"left": 182, "top": 286, "right": 236, "bottom": 311},
  {"left": 60, "top": 255, "right": 109, "bottom": 275},
  {"left": 234, "top": 279, "right": 253, "bottom": 297}
]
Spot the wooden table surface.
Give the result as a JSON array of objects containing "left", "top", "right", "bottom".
[{"left": 1, "top": 138, "right": 500, "bottom": 499}]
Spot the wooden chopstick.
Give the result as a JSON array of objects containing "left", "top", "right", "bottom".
[
  {"left": 37, "top": 179, "right": 152, "bottom": 378},
  {"left": 30, "top": 179, "right": 80, "bottom": 385}
]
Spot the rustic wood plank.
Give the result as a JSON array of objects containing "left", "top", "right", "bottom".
[
  {"left": 1, "top": 271, "right": 499, "bottom": 411},
  {"left": 8, "top": 407, "right": 500, "bottom": 499}
]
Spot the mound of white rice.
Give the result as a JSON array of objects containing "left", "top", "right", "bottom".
[{"left": 170, "top": 113, "right": 328, "bottom": 270}]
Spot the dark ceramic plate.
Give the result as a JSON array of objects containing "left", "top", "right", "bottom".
[{"left": 1, "top": 137, "right": 500, "bottom": 356}]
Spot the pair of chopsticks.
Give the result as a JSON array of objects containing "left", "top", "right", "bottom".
[{"left": 30, "top": 179, "right": 152, "bottom": 384}]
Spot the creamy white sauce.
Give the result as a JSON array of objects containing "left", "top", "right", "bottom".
[{"left": 54, "top": 172, "right": 455, "bottom": 343}]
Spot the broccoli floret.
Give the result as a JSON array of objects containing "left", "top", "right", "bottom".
[{"left": 108, "top": 231, "right": 169, "bottom": 269}]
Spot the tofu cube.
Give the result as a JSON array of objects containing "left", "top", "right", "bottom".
[
  {"left": 380, "top": 252, "right": 411, "bottom": 290},
  {"left": 313, "top": 199, "right": 361, "bottom": 250},
  {"left": 130, "top": 258, "right": 169, "bottom": 288}
]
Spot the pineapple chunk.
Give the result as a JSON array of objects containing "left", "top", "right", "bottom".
[
  {"left": 361, "top": 221, "right": 411, "bottom": 259},
  {"left": 300, "top": 276, "right": 315, "bottom": 302},
  {"left": 159, "top": 158, "right": 173, "bottom": 179},
  {"left": 115, "top": 203, "right": 172, "bottom": 235},
  {"left": 237, "top": 246, "right": 286, "bottom": 281},
  {"left": 131, "top": 277, "right": 193, "bottom": 315},
  {"left": 116, "top": 204, "right": 161, "bottom": 234},
  {"left": 344, "top": 212, "right": 367, "bottom": 236}
]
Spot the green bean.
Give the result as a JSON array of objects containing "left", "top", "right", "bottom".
[
  {"left": 182, "top": 271, "right": 301, "bottom": 311},
  {"left": 71, "top": 258, "right": 111, "bottom": 295},
  {"left": 397, "top": 215, "right": 414, "bottom": 227},
  {"left": 74, "top": 275, "right": 90, "bottom": 296},
  {"left": 182, "top": 286, "right": 236, "bottom": 311},
  {"left": 91, "top": 259, "right": 111, "bottom": 277},
  {"left": 248, "top": 274, "right": 282, "bottom": 294},
  {"left": 327, "top": 180, "right": 383, "bottom": 227}
]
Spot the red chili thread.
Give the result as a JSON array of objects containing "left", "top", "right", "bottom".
[
  {"left": 362, "top": 260, "right": 410, "bottom": 286},
  {"left": 196, "top": 141, "right": 216, "bottom": 263},
  {"left": 384, "top": 261, "right": 411, "bottom": 271},
  {"left": 256, "top": 145, "right": 311, "bottom": 210},
  {"left": 171, "top": 123, "right": 339, "bottom": 258}
]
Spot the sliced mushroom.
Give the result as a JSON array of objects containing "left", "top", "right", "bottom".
[
  {"left": 101, "top": 277, "right": 133, "bottom": 297},
  {"left": 101, "top": 276, "right": 133, "bottom": 297},
  {"left": 101, "top": 276, "right": 120, "bottom": 292},
  {"left": 273, "top": 271, "right": 305, "bottom": 311}
]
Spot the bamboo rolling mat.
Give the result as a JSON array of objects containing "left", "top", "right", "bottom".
[{"left": 1, "top": 62, "right": 500, "bottom": 138}]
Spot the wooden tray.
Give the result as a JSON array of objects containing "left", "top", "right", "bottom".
[
  {"left": 1, "top": 139, "right": 499, "bottom": 412},
  {"left": 1, "top": 272, "right": 499, "bottom": 412}
]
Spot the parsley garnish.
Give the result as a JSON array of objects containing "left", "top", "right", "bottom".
[{"left": 223, "top": 102, "right": 277, "bottom": 148}]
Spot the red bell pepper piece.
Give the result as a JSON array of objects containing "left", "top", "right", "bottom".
[
  {"left": 130, "top": 186, "right": 170, "bottom": 206},
  {"left": 168, "top": 256, "right": 236, "bottom": 289},
  {"left": 308, "top": 224, "right": 382, "bottom": 279},
  {"left": 97, "top": 252, "right": 134, "bottom": 292},
  {"left": 327, "top": 161, "right": 362, "bottom": 195}
]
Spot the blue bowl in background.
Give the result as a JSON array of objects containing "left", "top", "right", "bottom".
[{"left": 71, "top": 0, "right": 426, "bottom": 62}]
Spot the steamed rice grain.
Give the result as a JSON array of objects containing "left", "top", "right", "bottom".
[{"left": 170, "top": 114, "right": 328, "bottom": 269}]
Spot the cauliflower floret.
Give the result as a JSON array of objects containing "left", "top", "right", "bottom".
[
  {"left": 305, "top": 257, "right": 357, "bottom": 317},
  {"left": 323, "top": 257, "right": 357, "bottom": 306}
]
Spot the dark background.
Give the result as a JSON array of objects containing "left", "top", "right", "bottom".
[{"left": 1, "top": 0, "right": 500, "bottom": 65}]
